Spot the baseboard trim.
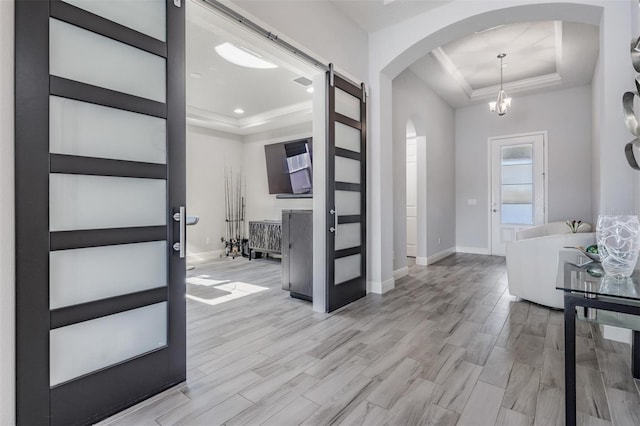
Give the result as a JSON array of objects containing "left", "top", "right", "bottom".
[
  {"left": 427, "top": 248, "right": 456, "bottom": 265},
  {"left": 416, "top": 257, "right": 428, "bottom": 266},
  {"left": 368, "top": 277, "right": 395, "bottom": 294},
  {"left": 393, "top": 266, "right": 409, "bottom": 280},
  {"left": 187, "top": 250, "right": 224, "bottom": 263},
  {"left": 455, "top": 246, "right": 490, "bottom": 255}
]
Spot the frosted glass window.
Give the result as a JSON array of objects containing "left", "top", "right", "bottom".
[
  {"left": 50, "top": 174, "right": 166, "bottom": 231},
  {"left": 335, "top": 156, "right": 360, "bottom": 184},
  {"left": 335, "top": 254, "right": 361, "bottom": 285},
  {"left": 335, "top": 190, "right": 360, "bottom": 216},
  {"left": 50, "top": 19, "right": 166, "bottom": 102},
  {"left": 335, "top": 122, "right": 360, "bottom": 153},
  {"left": 502, "top": 184, "right": 533, "bottom": 204},
  {"left": 62, "top": 0, "right": 166, "bottom": 41},
  {"left": 501, "top": 144, "right": 532, "bottom": 165},
  {"left": 501, "top": 204, "right": 533, "bottom": 225},
  {"left": 501, "top": 142, "right": 534, "bottom": 225},
  {"left": 335, "top": 223, "right": 361, "bottom": 251},
  {"left": 50, "top": 302, "right": 167, "bottom": 386},
  {"left": 335, "top": 88, "right": 360, "bottom": 121},
  {"left": 502, "top": 164, "right": 532, "bottom": 185},
  {"left": 50, "top": 241, "right": 167, "bottom": 309},
  {"left": 50, "top": 96, "right": 166, "bottom": 164}
]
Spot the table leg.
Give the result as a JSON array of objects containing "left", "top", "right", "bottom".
[
  {"left": 564, "top": 296, "right": 577, "bottom": 426},
  {"left": 633, "top": 330, "right": 640, "bottom": 379}
]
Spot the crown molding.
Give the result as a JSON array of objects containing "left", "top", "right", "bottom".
[
  {"left": 431, "top": 47, "right": 473, "bottom": 97},
  {"left": 432, "top": 21, "right": 565, "bottom": 104},
  {"left": 186, "top": 101, "right": 312, "bottom": 135},
  {"left": 470, "top": 72, "right": 562, "bottom": 100}
]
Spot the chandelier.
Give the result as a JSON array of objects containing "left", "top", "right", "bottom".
[{"left": 489, "top": 53, "right": 512, "bottom": 116}]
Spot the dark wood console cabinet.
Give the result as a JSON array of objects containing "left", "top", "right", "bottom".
[{"left": 282, "top": 210, "right": 313, "bottom": 301}]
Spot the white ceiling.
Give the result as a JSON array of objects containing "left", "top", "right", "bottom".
[
  {"left": 187, "top": 1, "right": 600, "bottom": 131},
  {"left": 330, "top": 0, "right": 453, "bottom": 33},
  {"left": 186, "top": 0, "right": 316, "bottom": 135},
  {"left": 408, "top": 20, "right": 599, "bottom": 108}
]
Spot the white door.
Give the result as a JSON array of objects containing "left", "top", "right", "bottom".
[
  {"left": 490, "top": 133, "right": 545, "bottom": 255},
  {"left": 406, "top": 137, "right": 417, "bottom": 257}
]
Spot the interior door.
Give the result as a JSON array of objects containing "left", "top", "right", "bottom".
[
  {"left": 406, "top": 136, "right": 417, "bottom": 257},
  {"left": 15, "top": 1, "right": 186, "bottom": 424},
  {"left": 490, "top": 134, "right": 545, "bottom": 255},
  {"left": 326, "top": 70, "right": 367, "bottom": 312}
]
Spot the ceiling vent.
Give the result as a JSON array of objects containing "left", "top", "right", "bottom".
[{"left": 292, "top": 76, "right": 313, "bottom": 87}]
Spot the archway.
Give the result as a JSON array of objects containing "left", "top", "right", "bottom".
[
  {"left": 393, "top": 117, "right": 428, "bottom": 280},
  {"left": 366, "top": 0, "right": 635, "bottom": 292}
]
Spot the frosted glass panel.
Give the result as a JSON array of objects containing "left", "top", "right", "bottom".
[
  {"left": 50, "top": 302, "right": 167, "bottom": 386},
  {"left": 335, "top": 156, "right": 360, "bottom": 184},
  {"left": 502, "top": 204, "right": 533, "bottom": 225},
  {"left": 335, "top": 122, "right": 360, "bottom": 153},
  {"left": 335, "top": 190, "right": 360, "bottom": 216},
  {"left": 502, "top": 184, "right": 533, "bottom": 204},
  {"left": 50, "top": 19, "right": 166, "bottom": 102},
  {"left": 502, "top": 164, "right": 532, "bottom": 185},
  {"left": 62, "top": 0, "right": 166, "bottom": 41},
  {"left": 335, "top": 223, "right": 361, "bottom": 251},
  {"left": 50, "top": 174, "right": 166, "bottom": 231},
  {"left": 335, "top": 254, "right": 361, "bottom": 285},
  {"left": 50, "top": 96, "right": 166, "bottom": 164},
  {"left": 502, "top": 144, "right": 532, "bottom": 165},
  {"left": 335, "top": 88, "right": 360, "bottom": 121},
  {"left": 50, "top": 241, "right": 167, "bottom": 309}
]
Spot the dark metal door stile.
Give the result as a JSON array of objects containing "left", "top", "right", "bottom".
[{"left": 15, "top": 1, "right": 186, "bottom": 424}]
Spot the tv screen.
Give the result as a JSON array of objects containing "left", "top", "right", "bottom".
[{"left": 264, "top": 138, "right": 312, "bottom": 195}]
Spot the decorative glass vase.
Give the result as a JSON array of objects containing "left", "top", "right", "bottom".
[{"left": 596, "top": 215, "right": 640, "bottom": 278}]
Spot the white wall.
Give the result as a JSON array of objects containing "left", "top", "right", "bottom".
[
  {"left": 592, "top": 1, "right": 637, "bottom": 215},
  {"left": 229, "top": 0, "right": 369, "bottom": 83},
  {"left": 592, "top": 38, "right": 603, "bottom": 220},
  {"left": 0, "top": 0, "right": 14, "bottom": 423},
  {"left": 186, "top": 125, "right": 243, "bottom": 260},
  {"left": 186, "top": 122, "right": 314, "bottom": 260},
  {"left": 369, "top": 0, "right": 635, "bottom": 294},
  {"left": 392, "top": 69, "right": 455, "bottom": 271},
  {"left": 242, "top": 122, "right": 313, "bottom": 223},
  {"left": 456, "top": 85, "right": 593, "bottom": 251}
]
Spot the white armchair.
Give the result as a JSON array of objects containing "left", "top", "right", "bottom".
[{"left": 506, "top": 222, "right": 595, "bottom": 309}]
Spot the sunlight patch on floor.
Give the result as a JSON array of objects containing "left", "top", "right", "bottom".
[
  {"left": 187, "top": 276, "right": 230, "bottom": 287},
  {"left": 186, "top": 279, "right": 270, "bottom": 306}
]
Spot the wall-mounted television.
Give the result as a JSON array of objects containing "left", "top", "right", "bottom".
[{"left": 264, "top": 138, "right": 312, "bottom": 195}]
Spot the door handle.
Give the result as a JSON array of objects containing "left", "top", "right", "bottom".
[
  {"left": 330, "top": 208, "right": 337, "bottom": 233},
  {"left": 173, "top": 206, "right": 185, "bottom": 258},
  {"left": 493, "top": 209, "right": 499, "bottom": 213}
]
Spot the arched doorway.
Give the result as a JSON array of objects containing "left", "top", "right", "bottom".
[{"left": 366, "top": 0, "right": 632, "bottom": 292}]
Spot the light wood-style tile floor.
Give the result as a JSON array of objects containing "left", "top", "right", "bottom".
[{"left": 99, "top": 254, "right": 640, "bottom": 426}]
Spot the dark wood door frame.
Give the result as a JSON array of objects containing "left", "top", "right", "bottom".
[
  {"left": 15, "top": 1, "right": 185, "bottom": 424},
  {"left": 325, "top": 69, "right": 367, "bottom": 312}
]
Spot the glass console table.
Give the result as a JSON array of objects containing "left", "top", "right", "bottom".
[{"left": 557, "top": 262, "right": 640, "bottom": 426}]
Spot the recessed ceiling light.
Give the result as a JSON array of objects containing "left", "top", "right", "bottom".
[
  {"left": 306, "top": 87, "right": 314, "bottom": 93},
  {"left": 215, "top": 42, "right": 277, "bottom": 69},
  {"left": 234, "top": 108, "right": 245, "bottom": 114},
  {"left": 190, "top": 73, "right": 202, "bottom": 79}
]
